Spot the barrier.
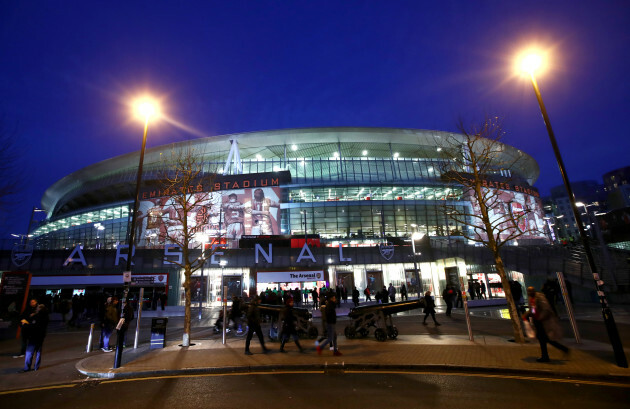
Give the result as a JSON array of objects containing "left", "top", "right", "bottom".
[
  {"left": 345, "top": 299, "right": 424, "bottom": 342},
  {"left": 258, "top": 304, "right": 318, "bottom": 340}
]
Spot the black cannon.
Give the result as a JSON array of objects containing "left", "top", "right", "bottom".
[
  {"left": 258, "top": 304, "right": 319, "bottom": 340},
  {"left": 344, "top": 299, "right": 424, "bottom": 342}
]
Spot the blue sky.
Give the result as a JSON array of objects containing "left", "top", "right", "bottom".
[{"left": 1, "top": 1, "right": 629, "bottom": 237}]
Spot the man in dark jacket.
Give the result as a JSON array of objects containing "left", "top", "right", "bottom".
[
  {"left": 20, "top": 304, "right": 49, "bottom": 372},
  {"left": 442, "top": 285, "right": 455, "bottom": 317},
  {"left": 245, "top": 296, "right": 269, "bottom": 355},
  {"left": 316, "top": 294, "right": 341, "bottom": 356},
  {"left": 352, "top": 287, "right": 360, "bottom": 307},
  {"left": 279, "top": 298, "right": 304, "bottom": 353},
  {"left": 14, "top": 298, "right": 37, "bottom": 359}
]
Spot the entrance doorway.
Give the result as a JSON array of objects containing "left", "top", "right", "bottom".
[{"left": 366, "top": 271, "right": 383, "bottom": 294}]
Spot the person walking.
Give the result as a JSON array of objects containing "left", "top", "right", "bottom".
[
  {"left": 422, "top": 291, "right": 440, "bottom": 326},
  {"left": 101, "top": 297, "right": 118, "bottom": 352},
  {"left": 522, "top": 286, "right": 570, "bottom": 363},
  {"left": 279, "top": 298, "right": 304, "bottom": 353},
  {"left": 442, "top": 285, "right": 454, "bottom": 317},
  {"left": 20, "top": 303, "right": 49, "bottom": 372},
  {"left": 455, "top": 287, "right": 463, "bottom": 308},
  {"left": 316, "top": 293, "right": 341, "bottom": 356},
  {"left": 400, "top": 284, "right": 408, "bottom": 301},
  {"left": 245, "top": 296, "right": 270, "bottom": 355},
  {"left": 352, "top": 286, "right": 360, "bottom": 307},
  {"left": 388, "top": 283, "right": 396, "bottom": 303},
  {"left": 363, "top": 287, "right": 372, "bottom": 302}
]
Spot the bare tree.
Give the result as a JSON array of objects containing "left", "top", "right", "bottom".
[
  {"left": 145, "top": 144, "right": 222, "bottom": 347},
  {"left": 438, "top": 117, "right": 545, "bottom": 343}
]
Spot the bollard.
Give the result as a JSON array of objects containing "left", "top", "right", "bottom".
[{"left": 86, "top": 322, "right": 95, "bottom": 353}]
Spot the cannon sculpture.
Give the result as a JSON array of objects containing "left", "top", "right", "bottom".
[
  {"left": 344, "top": 299, "right": 425, "bottom": 342},
  {"left": 258, "top": 304, "right": 319, "bottom": 340}
]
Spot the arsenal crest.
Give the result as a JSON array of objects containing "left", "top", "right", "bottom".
[
  {"left": 379, "top": 242, "right": 395, "bottom": 261},
  {"left": 12, "top": 243, "right": 33, "bottom": 267}
]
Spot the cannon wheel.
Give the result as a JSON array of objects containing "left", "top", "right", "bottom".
[
  {"left": 374, "top": 328, "right": 387, "bottom": 342},
  {"left": 387, "top": 325, "right": 398, "bottom": 339},
  {"left": 308, "top": 326, "right": 318, "bottom": 339},
  {"left": 358, "top": 328, "right": 369, "bottom": 338},
  {"left": 344, "top": 325, "right": 357, "bottom": 339}
]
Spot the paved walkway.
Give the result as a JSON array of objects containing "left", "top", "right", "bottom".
[{"left": 76, "top": 333, "right": 630, "bottom": 382}]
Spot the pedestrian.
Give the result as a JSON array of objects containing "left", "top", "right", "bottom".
[
  {"left": 119, "top": 298, "right": 135, "bottom": 347},
  {"left": 159, "top": 292, "right": 167, "bottom": 311},
  {"left": 245, "top": 296, "right": 270, "bottom": 355},
  {"left": 101, "top": 297, "right": 118, "bottom": 352},
  {"left": 363, "top": 287, "right": 372, "bottom": 302},
  {"left": 381, "top": 286, "right": 389, "bottom": 304},
  {"left": 474, "top": 282, "right": 482, "bottom": 300},
  {"left": 522, "top": 286, "right": 569, "bottom": 363},
  {"left": 388, "top": 283, "right": 396, "bottom": 303},
  {"left": 510, "top": 280, "right": 524, "bottom": 314},
  {"left": 352, "top": 286, "right": 360, "bottom": 307},
  {"left": 456, "top": 287, "right": 463, "bottom": 308},
  {"left": 422, "top": 291, "right": 440, "bottom": 326},
  {"left": 13, "top": 299, "right": 37, "bottom": 359},
  {"left": 230, "top": 295, "right": 242, "bottom": 332},
  {"left": 20, "top": 303, "right": 49, "bottom": 372},
  {"left": 279, "top": 298, "right": 304, "bottom": 353},
  {"left": 311, "top": 288, "right": 319, "bottom": 309},
  {"left": 541, "top": 279, "right": 559, "bottom": 314},
  {"left": 480, "top": 281, "right": 487, "bottom": 300},
  {"left": 316, "top": 293, "right": 341, "bottom": 356},
  {"left": 400, "top": 284, "right": 408, "bottom": 301},
  {"left": 442, "top": 285, "right": 454, "bottom": 317},
  {"left": 468, "top": 283, "right": 475, "bottom": 300}
]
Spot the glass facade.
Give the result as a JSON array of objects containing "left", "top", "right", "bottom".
[{"left": 28, "top": 156, "right": 477, "bottom": 249}]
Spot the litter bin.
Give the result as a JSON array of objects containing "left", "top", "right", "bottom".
[{"left": 150, "top": 318, "right": 168, "bottom": 349}]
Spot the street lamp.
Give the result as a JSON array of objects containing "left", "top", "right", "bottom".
[
  {"left": 411, "top": 232, "right": 424, "bottom": 298},
  {"left": 114, "top": 97, "right": 160, "bottom": 369},
  {"left": 517, "top": 50, "right": 627, "bottom": 367}
]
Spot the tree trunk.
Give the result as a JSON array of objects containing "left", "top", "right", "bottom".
[
  {"left": 492, "top": 250, "right": 525, "bottom": 343},
  {"left": 182, "top": 265, "right": 192, "bottom": 346}
]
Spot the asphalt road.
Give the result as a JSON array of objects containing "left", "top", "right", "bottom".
[{"left": 2, "top": 372, "right": 628, "bottom": 409}]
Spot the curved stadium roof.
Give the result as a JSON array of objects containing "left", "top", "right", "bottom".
[{"left": 42, "top": 127, "right": 540, "bottom": 219}]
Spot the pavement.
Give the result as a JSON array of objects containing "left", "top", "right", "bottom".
[
  {"left": 74, "top": 333, "right": 630, "bottom": 382},
  {"left": 73, "top": 300, "right": 630, "bottom": 383},
  {"left": 2, "top": 302, "right": 629, "bottom": 395}
]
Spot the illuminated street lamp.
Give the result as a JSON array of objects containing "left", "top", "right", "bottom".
[
  {"left": 114, "top": 97, "right": 160, "bottom": 369},
  {"left": 517, "top": 50, "right": 627, "bottom": 367}
]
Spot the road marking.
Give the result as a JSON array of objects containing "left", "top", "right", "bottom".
[
  {"left": 344, "top": 370, "right": 630, "bottom": 388},
  {"left": 0, "top": 383, "right": 76, "bottom": 396},
  {"left": 1, "top": 369, "right": 626, "bottom": 395}
]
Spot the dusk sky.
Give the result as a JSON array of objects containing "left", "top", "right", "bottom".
[{"left": 1, "top": 1, "right": 629, "bottom": 238}]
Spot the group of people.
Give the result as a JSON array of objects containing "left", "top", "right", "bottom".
[
  {"left": 373, "top": 283, "right": 408, "bottom": 304},
  {"left": 243, "top": 288, "right": 342, "bottom": 357},
  {"left": 98, "top": 296, "right": 134, "bottom": 352}
]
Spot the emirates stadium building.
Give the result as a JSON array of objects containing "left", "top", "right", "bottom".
[{"left": 2, "top": 127, "right": 549, "bottom": 306}]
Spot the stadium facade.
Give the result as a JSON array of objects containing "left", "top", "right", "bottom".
[{"left": 3, "top": 127, "right": 548, "bottom": 305}]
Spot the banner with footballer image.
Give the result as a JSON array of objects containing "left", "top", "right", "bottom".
[
  {"left": 465, "top": 185, "right": 548, "bottom": 243},
  {"left": 136, "top": 172, "right": 288, "bottom": 248}
]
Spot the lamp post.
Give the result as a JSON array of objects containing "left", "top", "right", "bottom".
[
  {"left": 411, "top": 232, "right": 424, "bottom": 298},
  {"left": 518, "top": 51, "right": 627, "bottom": 367},
  {"left": 114, "top": 98, "right": 159, "bottom": 369},
  {"left": 220, "top": 260, "right": 227, "bottom": 345}
]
